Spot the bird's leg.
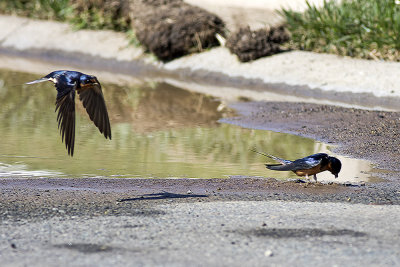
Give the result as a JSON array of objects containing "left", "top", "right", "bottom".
[
  {"left": 305, "top": 174, "right": 311, "bottom": 183},
  {"left": 313, "top": 174, "right": 318, "bottom": 182}
]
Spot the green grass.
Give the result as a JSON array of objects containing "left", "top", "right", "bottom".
[
  {"left": 67, "top": 1, "right": 130, "bottom": 31},
  {"left": 0, "top": 0, "right": 71, "bottom": 20},
  {"left": 281, "top": 0, "right": 400, "bottom": 61},
  {"left": 68, "top": 8, "right": 129, "bottom": 31},
  {"left": 0, "top": 0, "right": 130, "bottom": 30},
  {"left": 0, "top": 0, "right": 132, "bottom": 35},
  {"left": 0, "top": 0, "right": 137, "bottom": 46}
]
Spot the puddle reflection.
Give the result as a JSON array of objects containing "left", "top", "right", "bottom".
[{"left": 0, "top": 69, "right": 378, "bottom": 182}]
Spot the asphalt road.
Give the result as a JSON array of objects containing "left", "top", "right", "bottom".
[
  {"left": 1, "top": 178, "right": 400, "bottom": 266},
  {"left": 2, "top": 199, "right": 400, "bottom": 266}
]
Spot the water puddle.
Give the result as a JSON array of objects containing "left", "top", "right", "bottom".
[{"left": 0, "top": 69, "right": 379, "bottom": 183}]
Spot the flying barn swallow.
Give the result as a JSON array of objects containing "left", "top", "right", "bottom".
[
  {"left": 252, "top": 150, "right": 342, "bottom": 181},
  {"left": 26, "top": 70, "right": 111, "bottom": 156}
]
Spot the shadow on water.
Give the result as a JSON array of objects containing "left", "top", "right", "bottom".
[{"left": 0, "top": 69, "right": 378, "bottom": 182}]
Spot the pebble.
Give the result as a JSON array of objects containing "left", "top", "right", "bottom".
[{"left": 264, "top": 250, "right": 273, "bottom": 257}]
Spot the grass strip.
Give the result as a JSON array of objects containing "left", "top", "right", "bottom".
[{"left": 281, "top": 0, "right": 400, "bottom": 61}]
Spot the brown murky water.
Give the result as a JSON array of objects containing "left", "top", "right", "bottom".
[{"left": 0, "top": 69, "right": 376, "bottom": 182}]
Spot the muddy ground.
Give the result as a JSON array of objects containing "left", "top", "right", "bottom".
[{"left": 1, "top": 174, "right": 400, "bottom": 221}]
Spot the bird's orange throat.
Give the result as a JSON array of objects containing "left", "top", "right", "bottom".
[{"left": 294, "top": 164, "right": 329, "bottom": 176}]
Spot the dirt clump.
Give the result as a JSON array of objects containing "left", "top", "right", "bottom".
[
  {"left": 68, "top": 0, "right": 225, "bottom": 61},
  {"left": 226, "top": 26, "right": 290, "bottom": 62},
  {"left": 128, "top": 0, "right": 225, "bottom": 61}
]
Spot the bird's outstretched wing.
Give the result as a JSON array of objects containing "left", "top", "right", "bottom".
[
  {"left": 266, "top": 155, "right": 324, "bottom": 171},
  {"left": 77, "top": 80, "right": 111, "bottom": 140},
  {"left": 54, "top": 75, "right": 76, "bottom": 156}
]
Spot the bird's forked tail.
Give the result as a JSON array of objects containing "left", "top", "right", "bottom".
[{"left": 250, "top": 148, "right": 292, "bottom": 164}]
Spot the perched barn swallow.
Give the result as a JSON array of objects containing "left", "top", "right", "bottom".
[
  {"left": 252, "top": 150, "right": 342, "bottom": 181},
  {"left": 26, "top": 70, "right": 111, "bottom": 156}
]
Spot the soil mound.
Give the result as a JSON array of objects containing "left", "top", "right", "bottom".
[
  {"left": 226, "top": 26, "right": 290, "bottom": 62},
  {"left": 129, "top": 0, "right": 225, "bottom": 61}
]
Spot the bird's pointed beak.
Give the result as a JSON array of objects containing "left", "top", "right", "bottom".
[
  {"left": 335, "top": 174, "right": 339, "bottom": 178},
  {"left": 25, "top": 78, "right": 50, "bottom": 85}
]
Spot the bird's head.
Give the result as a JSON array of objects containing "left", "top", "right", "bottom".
[
  {"left": 328, "top": 157, "right": 342, "bottom": 178},
  {"left": 79, "top": 74, "right": 99, "bottom": 87}
]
